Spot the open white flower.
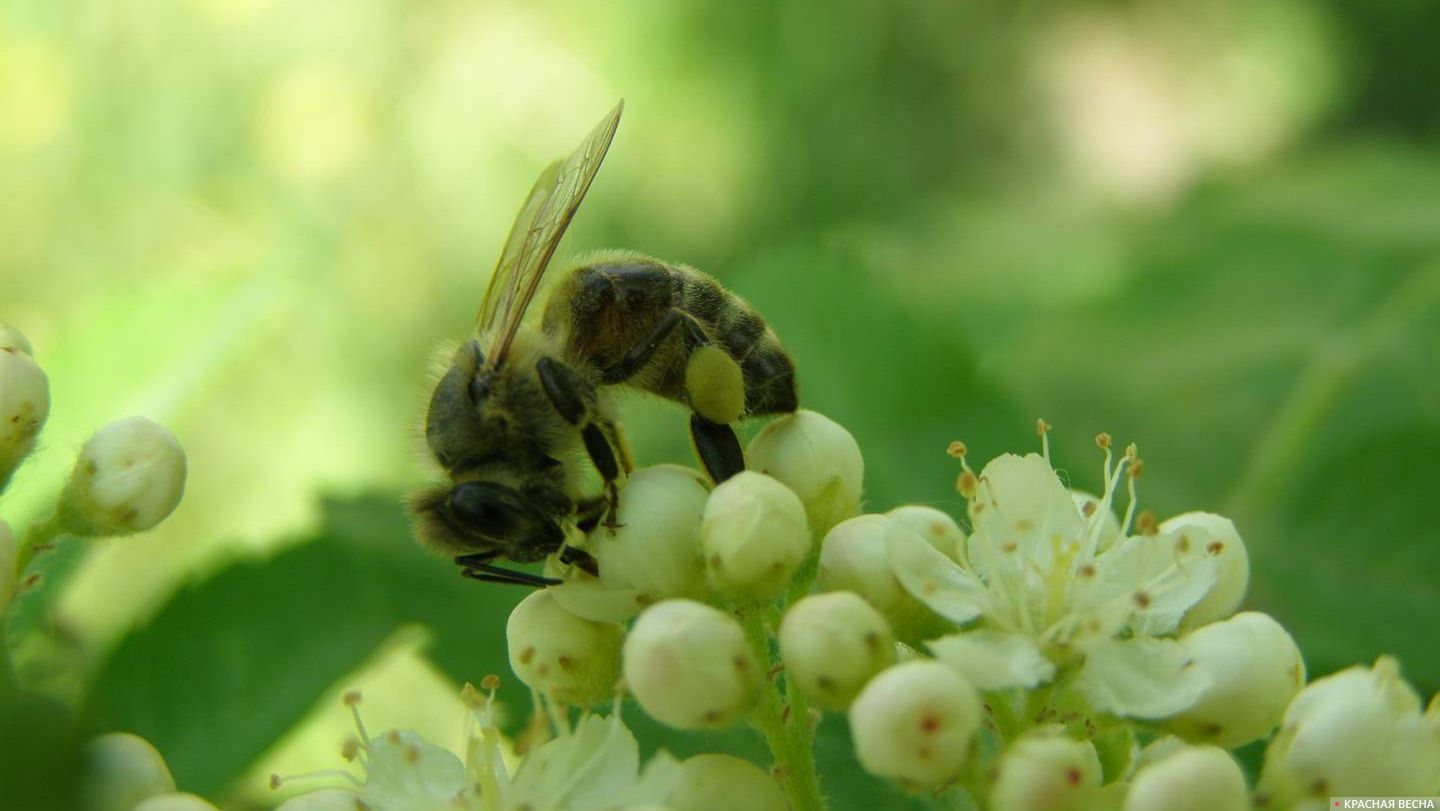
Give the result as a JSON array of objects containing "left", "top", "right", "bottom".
[{"left": 900, "top": 433, "right": 1227, "bottom": 718}]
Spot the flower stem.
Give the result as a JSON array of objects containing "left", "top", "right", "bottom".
[
  {"left": 740, "top": 609, "right": 826, "bottom": 811},
  {"left": 15, "top": 513, "right": 63, "bottom": 579}
]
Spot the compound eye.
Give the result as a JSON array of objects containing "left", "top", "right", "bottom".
[{"left": 448, "top": 482, "right": 523, "bottom": 539}]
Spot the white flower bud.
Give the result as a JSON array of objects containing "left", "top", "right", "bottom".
[
  {"left": 818, "top": 515, "right": 944, "bottom": 644},
  {"left": 506, "top": 590, "right": 624, "bottom": 706},
  {"left": 779, "top": 591, "right": 895, "bottom": 710},
  {"left": 592, "top": 465, "right": 710, "bottom": 602},
  {"left": 701, "top": 471, "right": 809, "bottom": 601},
  {"left": 670, "top": 754, "right": 785, "bottom": 811},
  {"left": 849, "top": 661, "right": 981, "bottom": 789},
  {"left": 1124, "top": 745, "right": 1248, "bottom": 811},
  {"left": 1258, "top": 656, "right": 1440, "bottom": 804},
  {"left": 888, "top": 505, "right": 965, "bottom": 561},
  {"left": 81, "top": 732, "right": 177, "bottom": 811},
  {"left": 0, "top": 323, "right": 34, "bottom": 356},
  {"left": 0, "top": 519, "right": 16, "bottom": 614},
  {"left": 59, "top": 417, "right": 187, "bottom": 537},
  {"left": 1161, "top": 512, "right": 1249, "bottom": 629},
  {"left": 747, "top": 410, "right": 863, "bottom": 534},
  {"left": 623, "top": 599, "right": 758, "bottom": 729},
  {"left": 990, "top": 733, "right": 1103, "bottom": 811},
  {"left": 274, "top": 790, "right": 360, "bottom": 811},
  {"left": 1168, "top": 611, "right": 1304, "bottom": 748},
  {"left": 132, "top": 795, "right": 221, "bottom": 811},
  {"left": 0, "top": 345, "right": 49, "bottom": 488}
]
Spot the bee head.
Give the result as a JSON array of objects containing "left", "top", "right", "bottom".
[{"left": 408, "top": 480, "right": 565, "bottom": 563}]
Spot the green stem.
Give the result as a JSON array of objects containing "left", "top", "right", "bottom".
[
  {"left": 14, "top": 513, "right": 63, "bottom": 579},
  {"left": 740, "top": 609, "right": 826, "bottom": 811}
]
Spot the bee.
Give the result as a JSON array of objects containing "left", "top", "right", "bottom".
[{"left": 409, "top": 101, "right": 798, "bottom": 587}]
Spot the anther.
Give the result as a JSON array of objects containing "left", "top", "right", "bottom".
[
  {"left": 947, "top": 440, "right": 968, "bottom": 459},
  {"left": 1095, "top": 432, "right": 1112, "bottom": 450}
]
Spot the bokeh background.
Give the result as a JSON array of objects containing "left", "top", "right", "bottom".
[{"left": 3, "top": 0, "right": 1438, "bottom": 808}]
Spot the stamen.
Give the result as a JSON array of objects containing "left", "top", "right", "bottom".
[
  {"left": 270, "top": 769, "right": 362, "bottom": 790},
  {"left": 343, "top": 692, "right": 371, "bottom": 747},
  {"left": 1120, "top": 458, "right": 1142, "bottom": 536},
  {"left": 1037, "top": 419, "right": 1052, "bottom": 462}
]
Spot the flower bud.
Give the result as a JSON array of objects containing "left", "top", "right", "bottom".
[
  {"left": 849, "top": 661, "right": 981, "bottom": 788},
  {"left": 58, "top": 417, "right": 187, "bottom": 537},
  {"left": 80, "top": 732, "right": 177, "bottom": 811},
  {"left": 747, "top": 410, "right": 863, "bottom": 534},
  {"left": 670, "top": 754, "right": 786, "bottom": 811},
  {"left": 888, "top": 505, "right": 965, "bottom": 561},
  {"left": 0, "top": 344, "right": 49, "bottom": 489},
  {"left": 0, "top": 323, "right": 34, "bottom": 356},
  {"left": 685, "top": 345, "right": 746, "bottom": 426},
  {"left": 506, "top": 590, "right": 624, "bottom": 706},
  {"left": 817, "top": 515, "right": 944, "bottom": 644},
  {"left": 1161, "top": 512, "right": 1249, "bottom": 629},
  {"left": 701, "top": 471, "right": 809, "bottom": 601},
  {"left": 1124, "top": 745, "right": 1248, "bottom": 811},
  {"left": 1168, "top": 612, "right": 1304, "bottom": 748},
  {"left": 0, "top": 519, "right": 17, "bottom": 614},
  {"left": 1258, "top": 656, "right": 1440, "bottom": 805},
  {"left": 779, "top": 591, "right": 895, "bottom": 710},
  {"left": 990, "top": 733, "right": 1103, "bottom": 811},
  {"left": 274, "top": 790, "right": 360, "bottom": 811},
  {"left": 592, "top": 465, "right": 710, "bottom": 602},
  {"left": 132, "top": 795, "right": 221, "bottom": 811},
  {"left": 623, "top": 599, "right": 758, "bottom": 729}
]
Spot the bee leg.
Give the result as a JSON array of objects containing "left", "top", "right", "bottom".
[
  {"left": 455, "top": 553, "right": 561, "bottom": 588},
  {"left": 559, "top": 545, "right": 600, "bottom": 577},
  {"left": 576, "top": 496, "right": 607, "bottom": 533},
  {"left": 690, "top": 414, "right": 746, "bottom": 484},
  {"left": 538, "top": 357, "right": 628, "bottom": 531},
  {"left": 599, "top": 309, "right": 711, "bottom": 385}
]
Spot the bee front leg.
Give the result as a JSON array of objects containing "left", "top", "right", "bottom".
[{"left": 537, "top": 356, "right": 627, "bottom": 531}]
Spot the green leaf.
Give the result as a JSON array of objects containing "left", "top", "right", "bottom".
[{"left": 82, "top": 494, "right": 526, "bottom": 797}]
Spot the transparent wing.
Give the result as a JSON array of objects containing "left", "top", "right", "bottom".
[{"left": 475, "top": 100, "right": 623, "bottom": 368}]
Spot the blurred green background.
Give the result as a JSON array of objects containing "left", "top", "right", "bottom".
[{"left": 2, "top": 0, "right": 1438, "bottom": 808}]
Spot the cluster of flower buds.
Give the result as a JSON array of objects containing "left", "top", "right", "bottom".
[
  {"left": 0, "top": 322, "right": 188, "bottom": 614},
  {"left": 493, "top": 410, "right": 1440, "bottom": 809}
]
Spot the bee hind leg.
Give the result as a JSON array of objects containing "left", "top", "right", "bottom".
[
  {"left": 690, "top": 414, "right": 745, "bottom": 484},
  {"left": 455, "top": 553, "right": 561, "bottom": 588}
]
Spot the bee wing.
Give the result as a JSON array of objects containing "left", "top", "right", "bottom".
[{"left": 475, "top": 100, "right": 624, "bottom": 369}]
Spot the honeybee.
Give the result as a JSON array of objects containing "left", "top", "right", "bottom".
[{"left": 409, "top": 102, "right": 798, "bottom": 587}]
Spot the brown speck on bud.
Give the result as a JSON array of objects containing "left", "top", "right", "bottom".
[
  {"left": 1095, "top": 432, "right": 1112, "bottom": 450},
  {"left": 1000, "top": 540, "right": 1018, "bottom": 553},
  {"left": 386, "top": 730, "right": 401, "bottom": 744},
  {"left": 1134, "top": 590, "right": 1153, "bottom": 608},
  {"left": 1066, "top": 767, "right": 1082, "bottom": 785},
  {"left": 1079, "top": 499, "right": 1097, "bottom": 517},
  {"left": 1078, "top": 563, "right": 1096, "bottom": 578},
  {"left": 404, "top": 744, "right": 420, "bottom": 764},
  {"left": 1137, "top": 510, "right": 1158, "bottom": 536},
  {"left": 342, "top": 691, "right": 362, "bottom": 707},
  {"left": 1207, "top": 541, "right": 1225, "bottom": 555},
  {"left": 269, "top": 774, "right": 282, "bottom": 790},
  {"left": 518, "top": 646, "right": 536, "bottom": 665},
  {"left": 947, "top": 440, "right": 968, "bottom": 459},
  {"left": 1176, "top": 533, "right": 1191, "bottom": 553}
]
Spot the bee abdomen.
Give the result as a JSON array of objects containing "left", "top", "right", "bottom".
[{"left": 674, "top": 269, "right": 797, "bottom": 416}]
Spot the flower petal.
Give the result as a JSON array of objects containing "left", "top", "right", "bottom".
[
  {"left": 1075, "top": 637, "right": 1209, "bottom": 719},
  {"left": 927, "top": 630, "right": 1056, "bottom": 690},
  {"left": 1084, "top": 535, "right": 1218, "bottom": 638},
  {"left": 547, "top": 579, "right": 643, "bottom": 623},
  {"left": 886, "top": 517, "right": 986, "bottom": 624},
  {"left": 969, "top": 454, "right": 1086, "bottom": 573}
]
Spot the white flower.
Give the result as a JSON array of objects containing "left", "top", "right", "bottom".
[
  {"left": 990, "top": 732, "right": 1103, "bottom": 811},
  {"left": 622, "top": 599, "right": 758, "bottom": 729},
  {"left": 1168, "top": 611, "right": 1305, "bottom": 747},
  {"left": 590, "top": 465, "right": 710, "bottom": 604},
  {"left": 746, "top": 410, "right": 863, "bottom": 535},
  {"left": 848, "top": 661, "right": 981, "bottom": 789},
  {"left": 669, "top": 754, "right": 785, "bottom": 811},
  {"left": 506, "top": 589, "right": 624, "bottom": 707},
  {"left": 59, "top": 417, "right": 187, "bottom": 537},
  {"left": 1124, "top": 745, "right": 1249, "bottom": 811},
  {"left": 890, "top": 439, "right": 1228, "bottom": 718},
  {"left": 779, "top": 591, "right": 896, "bottom": 710},
  {"left": 0, "top": 343, "right": 49, "bottom": 489},
  {"left": 701, "top": 471, "right": 810, "bottom": 601},
  {"left": 1257, "top": 656, "right": 1440, "bottom": 805},
  {"left": 80, "top": 732, "right": 177, "bottom": 811}
]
